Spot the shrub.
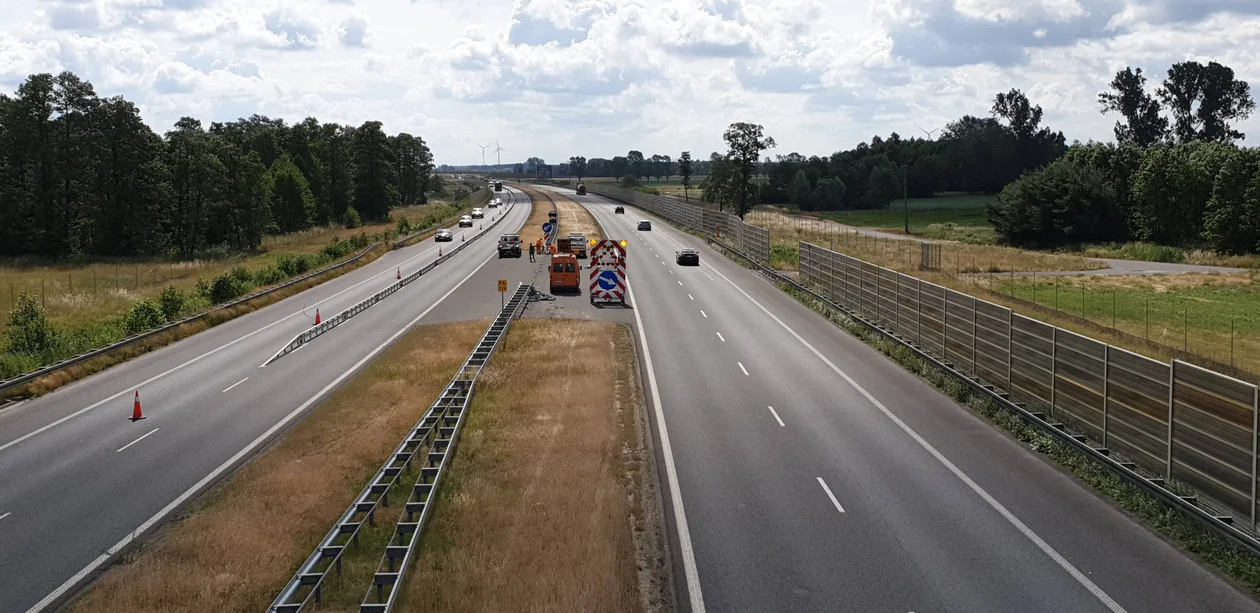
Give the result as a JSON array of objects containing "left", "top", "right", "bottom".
[
  {"left": 5, "top": 292, "right": 57, "bottom": 354},
  {"left": 276, "top": 253, "right": 315, "bottom": 277},
  {"left": 344, "top": 206, "right": 362, "bottom": 229},
  {"left": 158, "top": 286, "right": 187, "bottom": 321},
  {"left": 124, "top": 300, "right": 165, "bottom": 334},
  {"left": 229, "top": 265, "right": 253, "bottom": 283},
  {"left": 620, "top": 174, "right": 639, "bottom": 188},
  {"left": 205, "top": 273, "right": 248, "bottom": 304},
  {"left": 396, "top": 217, "right": 412, "bottom": 236},
  {"left": 254, "top": 266, "right": 288, "bottom": 285}
]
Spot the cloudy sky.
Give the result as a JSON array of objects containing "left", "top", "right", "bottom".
[{"left": 2, "top": 0, "right": 1258, "bottom": 165}]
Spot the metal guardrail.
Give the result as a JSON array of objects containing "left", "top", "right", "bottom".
[
  {"left": 706, "top": 234, "right": 1260, "bottom": 557},
  {"left": 359, "top": 282, "right": 531, "bottom": 613},
  {"left": 266, "top": 282, "right": 532, "bottom": 613},
  {"left": 264, "top": 191, "right": 520, "bottom": 366},
  {"left": 0, "top": 241, "right": 384, "bottom": 396}
]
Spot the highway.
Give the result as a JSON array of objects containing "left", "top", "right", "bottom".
[
  {"left": 550, "top": 185, "right": 1259, "bottom": 613},
  {"left": 0, "top": 188, "right": 532, "bottom": 613}
]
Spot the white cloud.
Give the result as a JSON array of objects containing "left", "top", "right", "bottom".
[{"left": 0, "top": 0, "right": 1257, "bottom": 164}]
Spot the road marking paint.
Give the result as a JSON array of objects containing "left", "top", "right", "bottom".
[
  {"left": 0, "top": 205, "right": 528, "bottom": 455},
  {"left": 0, "top": 512, "right": 11, "bottom": 521},
  {"left": 688, "top": 294, "right": 694, "bottom": 300},
  {"left": 222, "top": 377, "right": 250, "bottom": 393},
  {"left": 716, "top": 332, "right": 725, "bottom": 342},
  {"left": 700, "top": 310, "right": 707, "bottom": 318},
  {"left": 22, "top": 247, "right": 510, "bottom": 613},
  {"left": 817, "top": 477, "right": 846, "bottom": 513},
  {"left": 768, "top": 405, "right": 785, "bottom": 427},
  {"left": 669, "top": 270, "right": 674, "bottom": 274},
  {"left": 738, "top": 361, "right": 748, "bottom": 375},
  {"left": 579, "top": 197, "right": 706, "bottom": 613},
  {"left": 701, "top": 269, "right": 715, "bottom": 281},
  {"left": 677, "top": 280, "right": 683, "bottom": 286},
  {"left": 116, "top": 428, "right": 160, "bottom": 453},
  {"left": 703, "top": 263, "right": 1129, "bottom": 613}
]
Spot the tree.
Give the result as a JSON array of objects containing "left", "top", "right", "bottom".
[
  {"left": 269, "top": 154, "right": 314, "bottom": 233},
  {"left": 1202, "top": 149, "right": 1260, "bottom": 254},
  {"left": 627, "top": 150, "right": 644, "bottom": 179},
  {"left": 988, "top": 156, "right": 1126, "bottom": 248},
  {"left": 788, "top": 170, "right": 811, "bottom": 208},
  {"left": 166, "top": 117, "right": 226, "bottom": 256},
  {"left": 569, "top": 156, "right": 587, "bottom": 181},
  {"left": 864, "top": 165, "right": 898, "bottom": 209},
  {"left": 1158, "top": 61, "right": 1256, "bottom": 143},
  {"left": 991, "top": 89, "right": 1066, "bottom": 173},
  {"left": 699, "top": 153, "right": 739, "bottom": 212},
  {"left": 678, "top": 151, "right": 693, "bottom": 201},
  {"left": 811, "top": 177, "right": 847, "bottom": 211},
  {"left": 1098, "top": 67, "right": 1168, "bottom": 147},
  {"left": 220, "top": 145, "right": 272, "bottom": 249},
  {"left": 722, "top": 122, "right": 776, "bottom": 218},
  {"left": 525, "top": 157, "right": 545, "bottom": 174},
  {"left": 351, "top": 120, "right": 398, "bottom": 221}
]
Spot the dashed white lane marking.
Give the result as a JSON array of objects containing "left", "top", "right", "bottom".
[
  {"left": 701, "top": 310, "right": 708, "bottom": 318},
  {"left": 817, "top": 477, "right": 846, "bottom": 513},
  {"left": 222, "top": 377, "right": 249, "bottom": 393},
  {"left": 767, "top": 406, "right": 785, "bottom": 427},
  {"left": 116, "top": 428, "right": 160, "bottom": 453},
  {"left": 689, "top": 294, "right": 694, "bottom": 300},
  {"left": 738, "top": 361, "right": 749, "bottom": 376},
  {"left": 716, "top": 332, "right": 725, "bottom": 342}
]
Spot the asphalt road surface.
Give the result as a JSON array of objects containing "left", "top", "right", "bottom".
[
  {"left": 545, "top": 185, "right": 1258, "bottom": 613},
  {"left": 0, "top": 188, "right": 532, "bottom": 613}
]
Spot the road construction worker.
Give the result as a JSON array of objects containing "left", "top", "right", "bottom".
[
  {"left": 537, "top": 238, "right": 544, "bottom": 254},
  {"left": 528, "top": 242, "right": 536, "bottom": 262},
  {"left": 549, "top": 243, "right": 557, "bottom": 255}
]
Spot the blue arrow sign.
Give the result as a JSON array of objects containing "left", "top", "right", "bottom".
[
  {"left": 542, "top": 222, "right": 553, "bottom": 233},
  {"left": 597, "top": 269, "right": 619, "bottom": 291}
]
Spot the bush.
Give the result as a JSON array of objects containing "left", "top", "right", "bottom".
[
  {"left": 158, "top": 286, "right": 187, "bottom": 321},
  {"left": 396, "top": 217, "right": 413, "bottom": 236},
  {"left": 276, "top": 253, "right": 315, "bottom": 277},
  {"left": 5, "top": 292, "right": 57, "bottom": 354},
  {"left": 254, "top": 266, "right": 288, "bottom": 285},
  {"left": 619, "top": 174, "right": 639, "bottom": 188},
  {"left": 124, "top": 300, "right": 165, "bottom": 334},
  {"left": 204, "top": 273, "right": 248, "bottom": 304},
  {"left": 988, "top": 156, "right": 1126, "bottom": 248},
  {"left": 229, "top": 265, "right": 252, "bottom": 283},
  {"left": 344, "top": 206, "right": 362, "bottom": 229}
]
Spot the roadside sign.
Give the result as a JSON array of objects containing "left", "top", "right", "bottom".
[
  {"left": 543, "top": 222, "right": 553, "bottom": 233},
  {"left": 498, "top": 279, "right": 507, "bottom": 308},
  {"left": 589, "top": 240, "right": 627, "bottom": 305}
]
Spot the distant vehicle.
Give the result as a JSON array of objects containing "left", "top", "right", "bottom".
[
  {"left": 638, "top": 220, "right": 651, "bottom": 231},
  {"left": 498, "top": 234, "right": 522, "bottom": 258},
  {"left": 568, "top": 233, "right": 587, "bottom": 258},
  {"left": 458, "top": 215, "right": 473, "bottom": 227},
  {"left": 471, "top": 208, "right": 484, "bottom": 219},
  {"left": 576, "top": 183, "right": 587, "bottom": 195},
  {"left": 676, "top": 248, "right": 699, "bottom": 266},
  {"left": 549, "top": 253, "right": 580, "bottom": 293},
  {"left": 487, "top": 198, "right": 500, "bottom": 208},
  {"left": 435, "top": 229, "right": 453, "bottom": 242},
  {"left": 614, "top": 206, "right": 624, "bottom": 214},
  {"left": 494, "top": 181, "right": 503, "bottom": 192}
]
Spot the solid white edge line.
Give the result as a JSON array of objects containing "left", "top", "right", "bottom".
[
  {"left": 767, "top": 405, "right": 785, "bottom": 427},
  {"left": 716, "top": 332, "right": 725, "bottom": 342},
  {"left": 22, "top": 228, "right": 512, "bottom": 613},
  {"left": 701, "top": 261, "right": 1128, "bottom": 613},
  {"left": 816, "top": 477, "right": 846, "bottom": 513},
  {"left": 116, "top": 428, "right": 160, "bottom": 453},
  {"left": 221, "top": 377, "right": 250, "bottom": 393},
  {"left": 564, "top": 191, "right": 706, "bottom": 613},
  {"left": 738, "top": 361, "right": 749, "bottom": 376}
]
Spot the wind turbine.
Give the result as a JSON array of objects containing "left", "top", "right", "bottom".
[
  {"left": 492, "top": 139, "right": 505, "bottom": 167},
  {"left": 477, "top": 143, "right": 490, "bottom": 165},
  {"left": 920, "top": 126, "right": 941, "bottom": 140}
]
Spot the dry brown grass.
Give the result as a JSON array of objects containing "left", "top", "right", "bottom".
[
  {"left": 7, "top": 247, "right": 386, "bottom": 399},
  {"left": 67, "top": 319, "right": 490, "bottom": 613},
  {"left": 402, "top": 319, "right": 670, "bottom": 613},
  {"left": 515, "top": 184, "right": 554, "bottom": 246},
  {"left": 749, "top": 209, "right": 1102, "bottom": 274},
  {"left": 552, "top": 191, "right": 604, "bottom": 242}
]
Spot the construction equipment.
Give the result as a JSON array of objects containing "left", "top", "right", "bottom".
[
  {"left": 549, "top": 253, "right": 580, "bottom": 293},
  {"left": 556, "top": 237, "right": 571, "bottom": 254},
  {"left": 568, "top": 233, "right": 587, "bottom": 258},
  {"left": 576, "top": 183, "right": 586, "bottom": 195}
]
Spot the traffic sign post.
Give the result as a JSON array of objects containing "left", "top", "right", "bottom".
[
  {"left": 498, "top": 279, "right": 507, "bottom": 309},
  {"left": 542, "top": 222, "right": 553, "bottom": 234}
]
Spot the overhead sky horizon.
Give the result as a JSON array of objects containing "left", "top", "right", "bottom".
[{"left": 2, "top": 0, "right": 1258, "bottom": 165}]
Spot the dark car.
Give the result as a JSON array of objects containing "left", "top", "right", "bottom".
[
  {"left": 615, "top": 206, "right": 624, "bottom": 214},
  {"left": 435, "top": 229, "right": 453, "bottom": 242},
  {"left": 676, "top": 248, "right": 699, "bottom": 265},
  {"left": 638, "top": 220, "right": 651, "bottom": 231}
]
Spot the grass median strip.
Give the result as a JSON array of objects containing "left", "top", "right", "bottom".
[
  {"left": 67, "top": 319, "right": 489, "bottom": 613},
  {"left": 402, "top": 319, "right": 671, "bottom": 613},
  {"left": 552, "top": 191, "right": 604, "bottom": 242}
]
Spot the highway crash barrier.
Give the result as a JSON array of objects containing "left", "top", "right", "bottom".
[
  {"left": 786, "top": 238, "right": 1260, "bottom": 555},
  {"left": 268, "top": 282, "right": 533, "bottom": 613},
  {"left": 264, "top": 191, "right": 519, "bottom": 366},
  {"left": 582, "top": 183, "right": 771, "bottom": 266}
]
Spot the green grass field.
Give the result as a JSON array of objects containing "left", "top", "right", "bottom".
[{"left": 809, "top": 194, "right": 996, "bottom": 243}]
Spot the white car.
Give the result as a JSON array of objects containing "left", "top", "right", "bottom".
[
  {"left": 458, "top": 215, "right": 473, "bottom": 227},
  {"left": 487, "top": 199, "right": 499, "bottom": 208},
  {"left": 471, "top": 208, "right": 484, "bottom": 219}
]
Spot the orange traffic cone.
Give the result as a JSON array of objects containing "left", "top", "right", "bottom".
[
  {"left": 439, "top": 246, "right": 443, "bottom": 256},
  {"left": 397, "top": 267, "right": 401, "bottom": 279},
  {"left": 315, "top": 308, "right": 321, "bottom": 325},
  {"left": 130, "top": 391, "right": 145, "bottom": 421}
]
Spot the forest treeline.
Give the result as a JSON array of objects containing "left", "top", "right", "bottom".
[{"left": 0, "top": 71, "right": 436, "bottom": 259}]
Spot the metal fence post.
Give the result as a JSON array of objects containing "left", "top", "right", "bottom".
[
  {"left": 971, "top": 297, "right": 978, "bottom": 373},
  {"left": 896, "top": 274, "right": 901, "bottom": 336},
  {"left": 876, "top": 268, "right": 881, "bottom": 324},
  {"left": 942, "top": 289, "right": 948, "bottom": 358},
  {"left": 1168, "top": 360, "right": 1176, "bottom": 480},
  {"left": 1006, "top": 310, "right": 1013, "bottom": 391},
  {"left": 1251, "top": 384, "right": 1257, "bottom": 532},
  {"left": 1051, "top": 327, "right": 1057, "bottom": 416},
  {"left": 1103, "top": 345, "right": 1110, "bottom": 448}
]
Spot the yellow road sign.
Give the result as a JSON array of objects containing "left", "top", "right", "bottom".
[{"left": 498, "top": 279, "right": 507, "bottom": 293}]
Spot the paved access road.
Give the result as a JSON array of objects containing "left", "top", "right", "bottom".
[
  {"left": 0, "top": 189, "right": 532, "bottom": 613},
  {"left": 549, "top": 185, "right": 1259, "bottom": 613}
]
